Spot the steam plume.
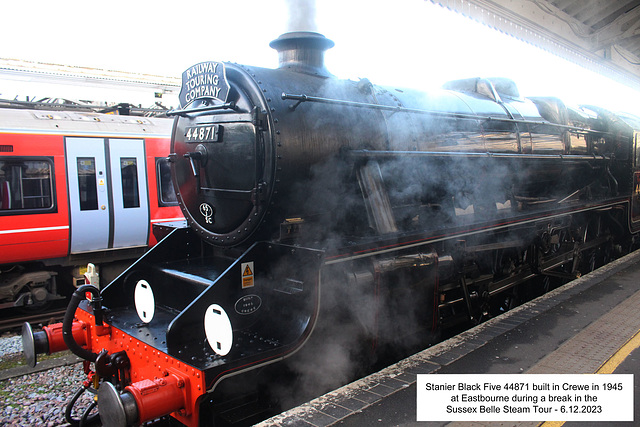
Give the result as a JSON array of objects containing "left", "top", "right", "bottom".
[{"left": 285, "top": 0, "right": 318, "bottom": 32}]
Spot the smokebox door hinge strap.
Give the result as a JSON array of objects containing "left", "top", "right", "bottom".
[{"left": 252, "top": 106, "right": 266, "bottom": 128}]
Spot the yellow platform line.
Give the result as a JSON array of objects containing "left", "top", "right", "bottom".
[
  {"left": 538, "top": 328, "right": 640, "bottom": 427},
  {"left": 596, "top": 328, "right": 640, "bottom": 374}
]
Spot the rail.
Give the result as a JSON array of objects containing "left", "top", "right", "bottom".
[{"left": 0, "top": 309, "right": 66, "bottom": 333}]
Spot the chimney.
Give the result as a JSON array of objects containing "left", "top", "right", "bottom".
[{"left": 269, "top": 32, "right": 334, "bottom": 77}]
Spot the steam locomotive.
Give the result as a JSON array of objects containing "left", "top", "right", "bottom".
[
  {"left": 0, "top": 101, "right": 183, "bottom": 311},
  {"left": 23, "top": 32, "right": 640, "bottom": 426}
]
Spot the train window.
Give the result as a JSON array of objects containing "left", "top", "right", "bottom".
[
  {"left": 77, "top": 157, "right": 98, "bottom": 211},
  {"left": 0, "top": 158, "right": 54, "bottom": 212},
  {"left": 156, "top": 158, "right": 177, "bottom": 206},
  {"left": 120, "top": 158, "right": 140, "bottom": 209}
]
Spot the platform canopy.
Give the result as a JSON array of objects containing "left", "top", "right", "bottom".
[{"left": 431, "top": 0, "right": 640, "bottom": 91}]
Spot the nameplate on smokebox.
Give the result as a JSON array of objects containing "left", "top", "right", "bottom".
[{"left": 179, "top": 61, "right": 230, "bottom": 107}]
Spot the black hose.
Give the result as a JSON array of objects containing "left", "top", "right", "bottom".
[
  {"left": 80, "top": 401, "right": 99, "bottom": 427},
  {"left": 64, "top": 386, "right": 86, "bottom": 427},
  {"left": 63, "top": 285, "right": 101, "bottom": 362},
  {"left": 64, "top": 385, "right": 100, "bottom": 427}
]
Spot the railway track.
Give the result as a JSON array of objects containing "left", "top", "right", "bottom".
[{"left": 0, "top": 309, "right": 66, "bottom": 333}]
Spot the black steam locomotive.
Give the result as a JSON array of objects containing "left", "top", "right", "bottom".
[{"left": 23, "top": 32, "right": 640, "bottom": 426}]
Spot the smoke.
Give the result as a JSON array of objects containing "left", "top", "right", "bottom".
[
  {"left": 285, "top": 0, "right": 318, "bottom": 32},
  {"left": 259, "top": 72, "right": 590, "bottom": 414}
]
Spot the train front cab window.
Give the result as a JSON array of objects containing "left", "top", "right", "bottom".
[
  {"left": 0, "top": 158, "right": 54, "bottom": 212},
  {"left": 156, "top": 157, "right": 177, "bottom": 206}
]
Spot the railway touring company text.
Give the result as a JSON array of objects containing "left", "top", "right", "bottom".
[{"left": 180, "top": 61, "right": 230, "bottom": 107}]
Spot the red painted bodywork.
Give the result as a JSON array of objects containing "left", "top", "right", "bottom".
[
  {"left": 70, "top": 308, "right": 206, "bottom": 427},
  {"left": 0, "top": 133, "right": 69, "bottom": 263},
  {"left": 0, "top": 130, "right": 183, "bottom": 265}
]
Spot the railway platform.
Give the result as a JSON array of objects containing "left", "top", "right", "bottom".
[{"left": 260, "top": 249, "right": 640, "bottom": 427}]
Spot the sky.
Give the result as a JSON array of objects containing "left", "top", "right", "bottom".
[{"left": 2, "top": 0, "right": 640, "bottom": 115}]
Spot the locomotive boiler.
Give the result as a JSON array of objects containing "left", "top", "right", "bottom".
[{"left": 23, "top": 32, "right": 640, "bottom": 426}]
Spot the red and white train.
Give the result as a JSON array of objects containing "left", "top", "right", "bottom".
[{"left": 0, "top": 103, "right": 183, "bottom": 310}]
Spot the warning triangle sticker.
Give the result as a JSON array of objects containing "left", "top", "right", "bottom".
[{"left": 243, "top": 265, "right": 253, "bottom": 277}]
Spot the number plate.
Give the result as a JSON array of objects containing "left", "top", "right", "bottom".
[{"left": 184, "top": 125, "right": 222, "bottom": 143}]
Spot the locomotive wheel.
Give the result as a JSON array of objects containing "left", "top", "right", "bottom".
[
  {"left": 16, "top": 285, "right": 53, "bottom": 313},
  {"left": 579, "top": 215, "right": 613, "bottom": 274},
  {"left": 497, "top": 289, "right": 518, "bottom": 314},
  {"left": 542, "top": 275, "right": 551, "bottom": 293},
  {"left": 583, "top": 249, "right": 605, "bottom": 274}
]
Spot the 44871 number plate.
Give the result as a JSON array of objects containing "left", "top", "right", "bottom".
[{"left": 184, "top": 124, "right": 222, "bottom": 143}]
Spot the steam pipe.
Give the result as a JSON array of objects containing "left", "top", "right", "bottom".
[
  {"left": 281, "top": 92, "right": 602, "bottom": 134},
  {"left": 348, "top": 149, "right": 610, "bottom": 162},
  {"left": 63, "top": 285, "right": 102, "bottom": 363}
]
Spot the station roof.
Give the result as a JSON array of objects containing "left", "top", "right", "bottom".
[{"left": 432, "top": 0, "right": 640, "bottom": 90}]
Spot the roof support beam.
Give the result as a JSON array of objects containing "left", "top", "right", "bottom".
[{"left": 430, "top": 0, "right": 640, "bottom": 90}]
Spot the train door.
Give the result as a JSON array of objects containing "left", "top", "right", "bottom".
[
  {"left": 108, "top": 139, "right": 149, "bottom": 248},
  {"left": 65, "top": 138, "right": 149, "bottom": 253}
]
